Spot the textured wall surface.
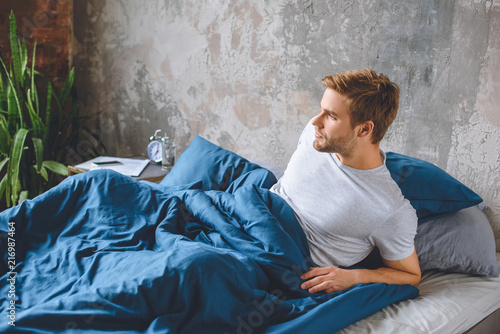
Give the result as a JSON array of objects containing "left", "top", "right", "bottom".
[{"left": 72, "top": 0, "right": 500, "bottom": 249}]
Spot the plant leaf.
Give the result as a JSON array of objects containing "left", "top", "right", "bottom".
[
  {"left": 9, "top": 11, "right": 23, "bottom": 92},
  {"left": 32, "top": 69, "right": 44, "bottom": 78},
  {"left": 42, "top": 160, "right": 68, "bottom": 176},
  {"left": 21, "top": 38, "right": 28, "bottom": 81},
  {"left": 7, "top": 128, "right": 29, "bottom": 205},
  {"left": 32, "top": 137, "right": 43, "bottom": 171},
  {"left": 1, "top": 56, "right": 24, "bottom": 131},
  {"left": 44, "top": 80, "right": 53, "bottom": 153},
  {"left": 18, "top": 189, "right": 28, "bottom": 203},
  {"left": 32, "top": 80, "right": 40, "bottom": 115},
  {"left": 7, "top": 83, "right": 19, "bottom": 136},
  {"left": 0, "top": 157, "right": 9, "bottom": 173},
  {"left": 39, "top": 165, "right": 48, "bottom": 181},
  {"left": 30, "top": 41, "right": 38, "bottom": 113},
  {"left": 5, "top": 174, "right": 10, "bottom": 207},
  {"left": 12, "top": 175, "right": 21, "bottom": 205},
  {"left": 0, "top": 174, "right": 7, "bottom": 204},
  {"left": 0, "top": 64, "right": 8, "bottom": 112},
  {"left": 59, "top": 67, "right": 74, "bottom": 109},
  {"left": 26, "top": 90, "right": 45, "bottom": 138},
  {"left": 0, "top": 157, "right": 10, "bottom": 206},
  {"left": 0, "top": 114, "right": 11, "bottom": 155}
]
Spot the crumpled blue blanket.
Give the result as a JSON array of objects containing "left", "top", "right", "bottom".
[{"left": 0, "top": 169, "right": 418, "bottom": 333}]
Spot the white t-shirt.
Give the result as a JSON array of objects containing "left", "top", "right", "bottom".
[{"left": 271, "top": 120, "right": 417, "bottom": 267}]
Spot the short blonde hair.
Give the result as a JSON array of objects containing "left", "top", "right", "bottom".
[{"left": 322, "top": 69, "right": 399, "bottom": 144}]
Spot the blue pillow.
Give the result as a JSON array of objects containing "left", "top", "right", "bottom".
[
  {"left": 385, "top": 152, "right": 483, "bottom": 222},
  {"left": 159, "top": 135, "right": 277, "bottom": 191}
]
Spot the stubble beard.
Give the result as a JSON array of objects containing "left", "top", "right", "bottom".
[{"left": 313, "top": 131, "right": 357, "bottom": 158}]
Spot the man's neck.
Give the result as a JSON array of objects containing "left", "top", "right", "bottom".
[{"left": 335, "top": 144, "right": 383, "bottom": 170}]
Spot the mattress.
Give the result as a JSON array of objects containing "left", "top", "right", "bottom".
[{"left": 339, "top": 252, "right": 500, "bottom": 334}]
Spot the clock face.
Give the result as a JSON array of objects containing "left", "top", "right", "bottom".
[{"left": 147, "top": 141, "right": 162, "bottom": 162}]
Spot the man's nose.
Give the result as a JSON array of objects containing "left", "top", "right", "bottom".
[{"left": 312, "top": 112, "right": 323, "bottom": 128}]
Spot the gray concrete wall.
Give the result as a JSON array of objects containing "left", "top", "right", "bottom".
[{"left": 72, "top": 0, "right": 500, "bottom": 249}]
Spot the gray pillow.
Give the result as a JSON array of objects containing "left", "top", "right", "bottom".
[
  {"left": 251, "top": 160, "right": 285, "bottom": 180},
  {"left": 415, "top": 205, "right": 500, "bottom": 277}
]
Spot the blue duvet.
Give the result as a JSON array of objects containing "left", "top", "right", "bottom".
[{"left": 0, "top": 168, "right": 418, "bottom": 333}]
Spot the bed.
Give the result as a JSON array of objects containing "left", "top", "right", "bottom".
[
  {"left": 1, "top": 135, "right": 499, "bottom": 333},
  {"left": 340, "top": 253, "right": 500, "bottom": 333}
]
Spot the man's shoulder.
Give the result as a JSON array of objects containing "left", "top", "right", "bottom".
[{"left": 369, "top": 166, "right": 418, "bottom": 221}]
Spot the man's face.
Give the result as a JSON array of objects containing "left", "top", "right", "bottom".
[{"left": 312, "top": 88, "right": 358, "bottom": 157}]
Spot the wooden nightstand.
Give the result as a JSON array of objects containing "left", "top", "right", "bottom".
[{"left": 68, "top": 158, "right": 169, "bottom": 183}]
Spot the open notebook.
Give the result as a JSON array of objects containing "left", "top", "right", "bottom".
[{"left": 74, "top": 157, "right": 149, "bottom": 177}]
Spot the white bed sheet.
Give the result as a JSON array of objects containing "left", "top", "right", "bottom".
[{"left": 339, "top": 252, "right": 500, "bottom": 334}]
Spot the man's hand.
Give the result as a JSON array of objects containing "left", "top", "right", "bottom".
[
  {"left": 300, "top": 266, "right": 358, "bottom": 293},
  {"left": 300, "top": 250, "right": 421, "bottom": 294}
]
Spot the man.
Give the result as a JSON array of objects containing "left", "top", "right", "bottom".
[{"left": 271, "top": 69, "right": 421, "bottom": 294}]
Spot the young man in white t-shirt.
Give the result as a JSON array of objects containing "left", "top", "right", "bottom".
[{"left": 271, "top": 69, "right": 421, "bottom": 293}]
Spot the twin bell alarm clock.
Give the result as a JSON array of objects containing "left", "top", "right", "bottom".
[
  {"left": 147, "top": 129, "right": 177, "bottom": 170},
  {"left": 147, "top": 129, "right": 163, "bottom": 163}
]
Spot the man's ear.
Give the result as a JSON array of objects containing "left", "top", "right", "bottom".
[{"left": 358, "top": 121, "right": 374, "bottom": 138}]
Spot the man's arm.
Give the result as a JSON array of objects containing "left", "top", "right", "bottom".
[{"left": 300, "top": 250, "right": 421, "bottom": 294}]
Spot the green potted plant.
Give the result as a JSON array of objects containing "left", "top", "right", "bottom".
[{"left": 0, "top": 11, "right": 82, "bottom": 209}]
